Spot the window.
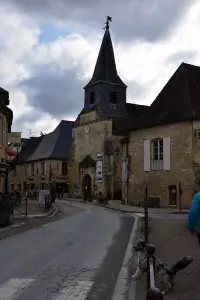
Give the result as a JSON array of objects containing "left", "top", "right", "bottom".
[
  {"left": 110, "top": 92, "right": 117, "bottom": 104},
  {"left": 90, "top": 92, "right": 95, "bottom": 104},
  {"left": 151, "top": 139, "right": 163, "bottom": 171},
  {"left": 31, "top": 163, "right": 34, "bottom": 176},
  {"left": 41, "top": 162, "right": 45, "bottom": 175},
  {"left": 62, "top": 162, "right": 68, "bottom": 175}
]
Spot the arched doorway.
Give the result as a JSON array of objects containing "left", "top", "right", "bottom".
[{"left": 82, "top": 174, "right": 92, "bottom": 201}]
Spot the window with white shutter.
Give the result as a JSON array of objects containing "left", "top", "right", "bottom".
[
  {"left": 163, "top": 136, "right": 171, "bottom": 171},
  {"left": 149, "top": 137, "right": 171, "bottom": 171},
  {"left": 144, "top": 140, "right": 150, "bottom": 171},
  {"left": 151, "top": 139, "right": 163, "bottom": 171}
]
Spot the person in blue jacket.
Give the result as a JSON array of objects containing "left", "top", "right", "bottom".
[{"left": 188, "top": 191, "right": 200, "bottom": 244}]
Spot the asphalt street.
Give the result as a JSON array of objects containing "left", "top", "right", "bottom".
[{"left": 0, "top": 201, "right": 135, "bottom": 300}]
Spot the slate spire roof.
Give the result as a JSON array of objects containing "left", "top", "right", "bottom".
[
  {"left": 132, "top": 62, "right": 200, "bottom": 130},
  {"left": 27, "top": 120, "right": 73, "bottom": 162},
  {"left": 84, "top": 20, "right": 126, "bottom": 88},
  {"left": 12, "top": 120, "right": 73, "bottom": 165},
  {"left": 12, "top": 135, "right": 44, "bottom": 164}
]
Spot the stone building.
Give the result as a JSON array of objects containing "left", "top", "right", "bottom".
[
  {"left": 9, "top": 120, "right": 73, "bottom": 194},
  {"left": 68, "top": 19, "right": 148, "bottom": 200},
  {"left": 125, "top": 62, "right": 200, "bottom": 208},
  {"left": 9, "top": 18, "right": 200, "bottom": 208},
  {"left": 68, "top": 19, "right": 200, "bottom": 208},
  {"left": 0, "top": 87, "right": 13, "bottom": 192}
]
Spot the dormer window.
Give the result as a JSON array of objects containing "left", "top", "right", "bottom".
[
  {"left": 90, "top": 92, "right": 95, "bottom": 104},
  {"left": 110, "top": 92, "right": 117, "bottom": 104}
]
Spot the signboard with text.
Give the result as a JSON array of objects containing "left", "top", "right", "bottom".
[{"left": 96, "top": 153, "right": 103, "bottom": 183}]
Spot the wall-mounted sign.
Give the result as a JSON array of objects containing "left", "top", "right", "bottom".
[
  {"left": 7, "top": 132, "right": 21, "bottom": 161},
  {"left": 96, "top": 153, "right": 103, "bottom": 183},
  {"left": 122, "top": 157, "right": 128, "bottom": 182},
  {"left": 85, "top": 125, "right": 90, "bottom": 134}
]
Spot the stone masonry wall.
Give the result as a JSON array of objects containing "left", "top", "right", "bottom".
[
  {"left": 0, "top": 112, "right": 8, "bottom": 192},
  {"left": 9, "top": 159, "right": 66, "bottom": 193},
  {"left": 68, "top": 112, "right": 113, "bottom": 198},
  {"left": 128, "top": 121, "right": 193, "bottom": 208}
]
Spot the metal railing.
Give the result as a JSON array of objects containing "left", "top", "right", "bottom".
[{"left": 144, "top": 184, "right": 163, "bottom": 300}]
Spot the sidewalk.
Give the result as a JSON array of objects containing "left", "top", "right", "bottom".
[
  {"left": 66, "top": 198, "right": 189, "bottom": 215},
  {"left": 14, "top": 200, "right": 58, "bottom": 220},
  {"left": 135, "top": 217, "right": 199, "bottom": 300}
]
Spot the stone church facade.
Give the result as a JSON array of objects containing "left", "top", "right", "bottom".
[
  {"left": 68, "top": 19, "right": 200, "bottom": 208},
  {"left": 68, "top": 19, "right": 147, "bottom": 202}
]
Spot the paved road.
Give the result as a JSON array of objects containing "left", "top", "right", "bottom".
[
  {"left": 0, "top": 201, "right": 134, "bottom": 300},
  {"left": 0, "top": 201, "right": 85, "bottom": 240}
]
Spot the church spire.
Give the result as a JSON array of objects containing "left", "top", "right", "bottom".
[
  {"left": 104, "top": 16, "right": 112, "bottom": 30},
  {"left": 84, "top": 17, "right": 126, "bottom": 88}
]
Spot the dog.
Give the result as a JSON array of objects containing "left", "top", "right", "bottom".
[{"left": 132, "top": 240, "right": 193, "bottom": 294}]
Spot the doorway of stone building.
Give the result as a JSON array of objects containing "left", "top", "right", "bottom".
[
  {"left": 168, "top": 185, "right": 177, "bottom": 205},
  {"left": 82, "top": 174, "right": 92, "bottom": 201}
]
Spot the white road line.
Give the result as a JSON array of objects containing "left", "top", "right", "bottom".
[
  {"left": 54, "top": 280, "right": 93, "bottom": 300},
  {"left": 0, "top": 278, "right": 34, "bottom": 300}
]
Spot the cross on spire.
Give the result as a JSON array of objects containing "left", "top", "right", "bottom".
[
  {"left": 84, "top": 16, "right": 126, "bottom": 89},
  {"left": 104, "top": 16, "right": 112, "bottom": 30}
]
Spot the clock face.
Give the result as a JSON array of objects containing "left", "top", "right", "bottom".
[{"left": 85, "top": 125, "right": 90, "bottom": 134}]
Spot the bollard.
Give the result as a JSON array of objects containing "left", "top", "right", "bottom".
[
  {"left": 146, "top": 244, "right": 155, "bottom": 290},
  {"left": 146, "top": 287, "right": 163, "bottom": 300},
  {"left": 144, "top": 184, "right": 148, "bottom": 244},
  {"left": 25, "top": 196, "right": 28, "bottom": 216},
  {"left": 146, "top": 244, "right": 163, "bottom": 299},
  {"left": 144, "top": 184, "right": 149, "bottom": 288}
]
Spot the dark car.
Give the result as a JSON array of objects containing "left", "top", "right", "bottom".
[
  {"left": 0, "top": 193, "right": 14, "bottom": 225},
  {"left": 0, "top": 163, "right": 14, "bottom": 226}
]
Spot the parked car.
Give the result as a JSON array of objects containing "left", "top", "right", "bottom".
[
  {"left": 0, "top": 193, "right": 14, "bottom": 225},
  {"left": 0, "top": 163, "right": 14, "bottom": 226}
]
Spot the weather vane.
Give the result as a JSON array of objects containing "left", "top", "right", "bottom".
[{"left": 103, "top": 16, "right": 112, "bottom": 30}]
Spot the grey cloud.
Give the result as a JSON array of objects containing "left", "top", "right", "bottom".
[
  {"left": 19, "top": 67, "right": 85, "bottom": 118},
  {"left": 127, "top": 80, "right": 145, "bottom": 96},
  {"left": 13, "top": 109, "right": 43, "bottom": 131},
  {"left": 16, "top": 69, "right": 145, "bottom": 126},
  {"left": 166, "top": 50, "right": 197, "bottom": 66},
  {"left": 126, "top": 80, "right": 146, "bottom": 102},
  {"left": 4, "top": 0, "right": 193, "bottom": 42},
  {"left": 15, "top": 109, "right": 43, "bottom": 125}
]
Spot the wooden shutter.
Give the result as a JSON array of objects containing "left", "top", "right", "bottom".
[
  {"left": 163, "top": 137, "right": 171, "bottom": 171},
  {"left": 144, "top": 140, "right": 150, "bottom": 171}
]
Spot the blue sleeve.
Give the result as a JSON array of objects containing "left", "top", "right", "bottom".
[{"left": 188, "top": 210, "right": 196, "bottom": 229}]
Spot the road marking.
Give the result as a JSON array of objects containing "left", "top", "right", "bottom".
[
  {"left": 0, "top": 278, "right": 34, "bottom": 300},
  {"left": 54, "top": 280, "right": 93, "bottom": 300}
]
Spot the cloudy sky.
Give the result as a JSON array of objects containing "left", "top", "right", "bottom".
[{"left": 0, "top": 0, "right": 199, "bottom": 137}]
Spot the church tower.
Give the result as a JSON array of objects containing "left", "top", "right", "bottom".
[{"left": 83, "top": 17, "right": 127, "bottom": 117}]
